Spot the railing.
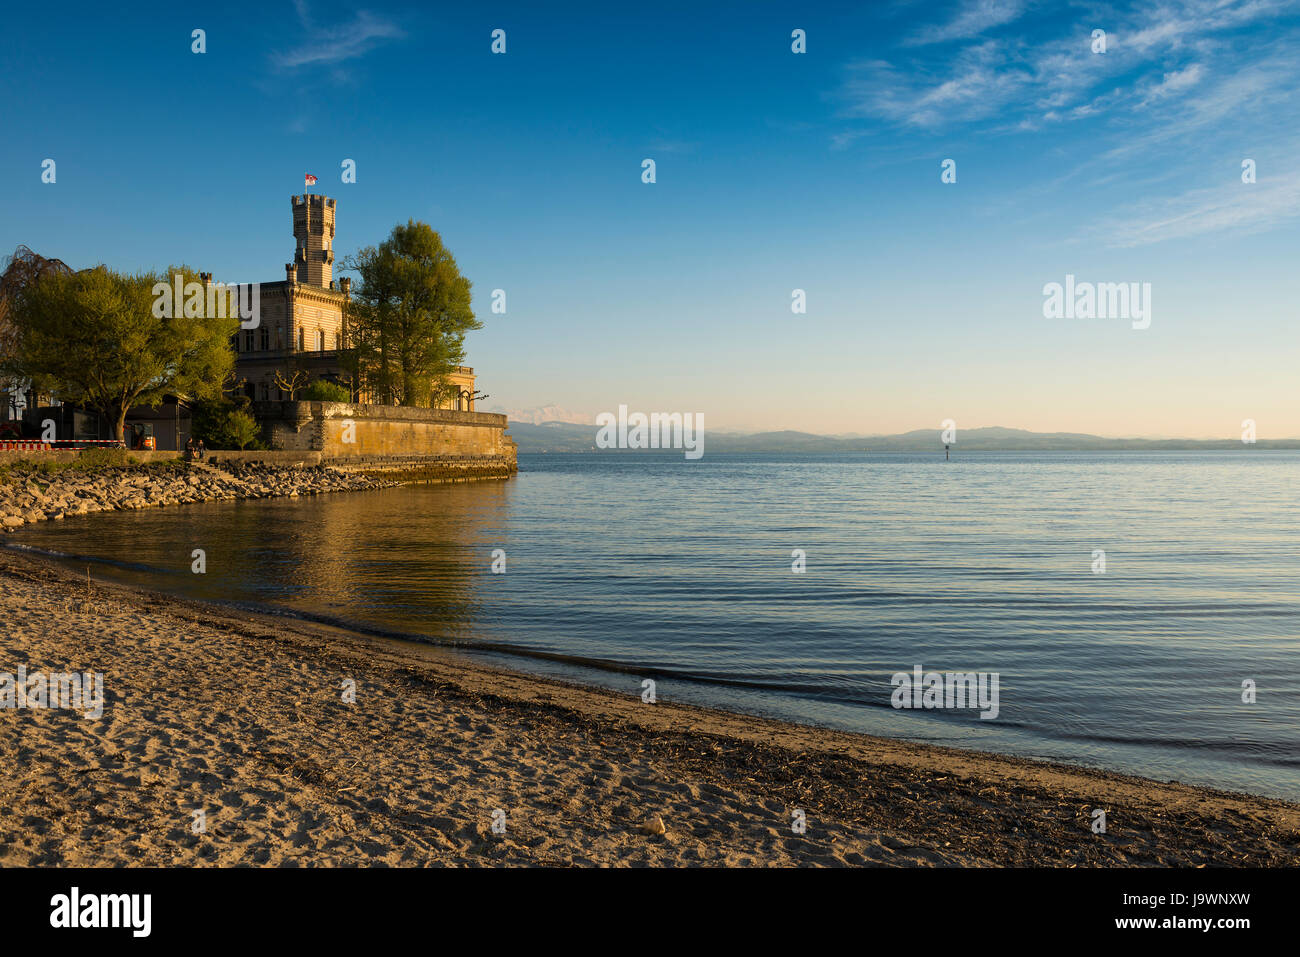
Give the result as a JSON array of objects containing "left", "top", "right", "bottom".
[{"left": 0, "top": 439, "right": 125, "bottom": 451}]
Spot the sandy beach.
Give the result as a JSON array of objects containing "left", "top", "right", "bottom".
[{"left": 2, "top": 548, "right": 1297, "bottom": 867}]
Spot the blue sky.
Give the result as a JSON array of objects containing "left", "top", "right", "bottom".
[{"left": 3, "top": 0, "right": 1298, "bottom": 436}]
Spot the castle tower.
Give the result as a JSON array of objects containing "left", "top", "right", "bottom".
[{"left": 291, "top": 193, "right": 336, "bottom": 287}]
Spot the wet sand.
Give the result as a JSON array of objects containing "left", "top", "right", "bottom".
[{"left": 2, "top": 549, "right": 1297, "bottom": 867}]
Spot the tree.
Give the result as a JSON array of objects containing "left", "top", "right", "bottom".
[
  {"left": 343, "top": 221, "right": 480, "bottom": 406},
  {"left": 2, "top": 264, "right": 237, "bottom": 441},
  {"left": 0, "top": 246, "right": 75, "bottom": 401},
  {"left": 273, "top": 365, "right": 311, "bottom": 400},
  {"left": 223, "top": 410, "right": 261, "bottom": 450},
  {"left": 192, "top": 396, "right": 262, "bottom": 450}
]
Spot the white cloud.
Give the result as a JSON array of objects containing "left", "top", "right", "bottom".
[
  {"left": 833, "top": 0, "right": 1300, "bottom": 244},
  {"left": 1097, "top": 172, "right": 1300, "bottom": 246},
  {"left": 275, "top": 6, "right": 403, "bottom": 70},
  {"left": 842, "top": 42, "right": 1031, "bottom": 128},
  {"left": 905, "top": 0, "right": 1027, "bottom": 46},
  {"left": 838, "top": 0, "right": 1293, "bottom": 132},
  {"left": 1122, "top": 0, "right": 1290, "bottom": 53},
  {"left": 1136, "top": 63, "right": 1205, "bottom": 107}
]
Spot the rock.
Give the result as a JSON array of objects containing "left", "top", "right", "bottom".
[
  {"left": 2, "top": 516, "right": 23, "bottom": 527},
  {"left": 642, "top": 814, "right": 667, "bottom": 836}
]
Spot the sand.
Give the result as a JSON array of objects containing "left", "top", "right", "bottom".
[{"left": 1, "top": 548, "right": 1297, "bottom": 867}]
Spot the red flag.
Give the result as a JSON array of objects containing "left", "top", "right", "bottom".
[{"left": 304, "top": 173, "right": 318, "bottom": 187}]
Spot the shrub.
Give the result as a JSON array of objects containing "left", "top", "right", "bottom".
[{"left": 301, "top": 380, "right": 352, "bottom": 402}]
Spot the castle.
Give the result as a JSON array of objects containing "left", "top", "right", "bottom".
[{"left": 230, "top": 194, "right": 477, "bottom": 409}]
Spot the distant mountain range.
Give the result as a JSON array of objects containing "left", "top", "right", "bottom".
[
  {"left": 506, "top": 421, "right": 1300, "bottom": 453},
  {"left": 484, "top": 404, "right": 595, "bottom": 425}
]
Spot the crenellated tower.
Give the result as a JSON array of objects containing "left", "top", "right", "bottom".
[{"left": 291, "top": 193, "right": 336, "bottom": 287}]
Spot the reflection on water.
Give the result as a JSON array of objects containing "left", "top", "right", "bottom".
[
  {"left": 17, "top": 481, "right": 512, "bottom": 639},
  {"left": 12, "top": 451, "right": 1300, "bottom": 801}
]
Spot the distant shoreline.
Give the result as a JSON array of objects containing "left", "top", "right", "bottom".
[
  {"left": 3, "top": 546, "right": 1298, "bottom": 866},
  {"left": 513, "top": 444, "right": 1300, "bottom": 455},
  {"left": 506, "top": 422, "right": 1300, "bottom": 454}
]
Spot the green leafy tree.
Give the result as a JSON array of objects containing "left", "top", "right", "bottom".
[
  {"left": 3, "top": 264, "right": 237, "bottom": 440},
  {"left": 192, "top": 396, "right": 263, "bottom": 450},
  {"left": 221, "top": 410, "right": 261, "bottom": 450},
  {"left": 343, "top": 221, "right": 480, "bottom": 406}
]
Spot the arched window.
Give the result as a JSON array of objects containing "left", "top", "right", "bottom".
[
  {"left": 298, "top": 328, "right": 305, "bottom": 351},
  {"left": 318, "top": 329, "right": 325, "bottom": 351}
]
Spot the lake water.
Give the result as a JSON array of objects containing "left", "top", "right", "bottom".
[{"left": 10, "top": 451, "right": 1300, "bottom": 800}]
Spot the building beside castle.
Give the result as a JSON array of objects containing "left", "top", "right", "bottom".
[{"left": 230, "top": 194, "right": 478, "bottom": 410}]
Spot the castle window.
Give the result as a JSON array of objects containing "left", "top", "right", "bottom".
[
  {"left": 318, "top": 329, "right": 326, "bottom": 351},
  {"left": 244, "top": 330, "right": 255, "bottom": 352},
  {"left": 260, "top": 382, "right": 269, "bottom": 401},
  {"left": 260, "top": 326, "right": 269, "bottom": 350},
  {"left": 298, "top": 328, "right": 305, "bottom": 351}
]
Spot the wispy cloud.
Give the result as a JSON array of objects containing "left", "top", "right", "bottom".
[
  {"left": 842, "top": 41, "right": 1031, "bottom": 128},
  {"left": 1100, "top": 52, "right": 1298, "bottom": 160},
  {"left": 1122, "top": 0, "right": 1291, "bottom": 52},
  {"left": 646, "top": 138, "right": 698, "bottom": 155},
  {"left": 832, "top": 0, "right": 1300, "bottom": 243},
  {"left": 274, "top": 3, "right": 403, "bottom": 71},
  {"left": 1134, "top": 63, "right": 1204, "bottom": 107},
  {"left": 838, "top": 0, "right": 1294, "bottom": 132},
  {"left": 905, "top": 0, "right": 1027, "bottom": 46},
  {"left": 1097, "top": 170, "right": 1300, "bottom": 246}
]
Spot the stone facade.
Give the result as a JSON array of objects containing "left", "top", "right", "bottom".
[
  {"left": 233, "top": 273, "right": 349, "bottom": 402},
  {"left": 230, "top": 194, "right": 479, "bottom": 411}
]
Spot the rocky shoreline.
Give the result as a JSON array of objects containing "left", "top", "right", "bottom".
[{"left": 0, "top": 460, "right": 395, "bottom": 530}]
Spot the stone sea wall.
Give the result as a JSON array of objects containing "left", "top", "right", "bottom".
[{"left": 251, "top": 401, "right": 517, "bottom": 478}]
